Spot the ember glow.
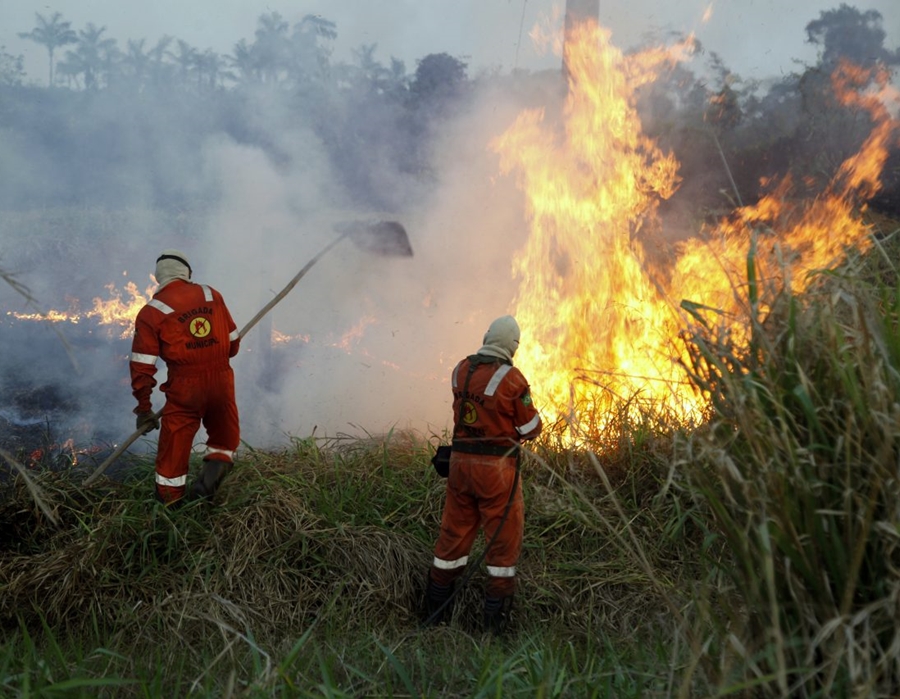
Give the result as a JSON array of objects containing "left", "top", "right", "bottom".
[
  {"left": 272, "top": 329, "right": 310, "bottom": 346},
  {"left": 331, "top": 315, "right": 377, "bottom": 351},
  {"left": 492, "top": 19, "right": 898, "bottom": 435},
  {"left": 29, "top": 439, "right": 103, "bottom": 468}
]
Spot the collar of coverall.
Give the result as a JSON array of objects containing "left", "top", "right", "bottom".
[{"left": 474, "top": 346, "right": 514, "bottom": 364}]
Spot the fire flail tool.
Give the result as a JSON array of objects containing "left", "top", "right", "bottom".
[{"left": 84, "top": 219, "right": 413, "bottom": 486}]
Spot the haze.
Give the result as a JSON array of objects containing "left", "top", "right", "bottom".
[
  {"left": 4, "top": 1, "right": 900, "bottom": 83},
  {"left": 0, "top": 0, "right": 897, "bottom": 452}
]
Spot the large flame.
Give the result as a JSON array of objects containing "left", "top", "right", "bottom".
[
  {"left": 6, "top": 280, "right": 154, "bottom": 339},
  {"left": 492, "top": 20, "right": 898, "bottom": 436}
]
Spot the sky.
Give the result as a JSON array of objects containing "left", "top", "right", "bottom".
[{"left": 3, "top": 0, "right": 900, "bottom": 84}]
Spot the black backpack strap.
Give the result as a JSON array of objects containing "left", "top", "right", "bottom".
[{"left": 454, "top": 360, "right": 478, "bottom": 433}]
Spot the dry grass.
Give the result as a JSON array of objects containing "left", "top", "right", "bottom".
[{"left": 0, "top": 429, "right": 684, "bottom": 650}]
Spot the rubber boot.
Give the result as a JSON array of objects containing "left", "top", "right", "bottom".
[
  {"left": 483, "top": 595, "right": 514, "bottom": 635},
  {"left": 189, "top": 460, "right": 230, "bottom": 501},
  {"left": 423, "top": 577, "right": 455, "bottom": 626}
]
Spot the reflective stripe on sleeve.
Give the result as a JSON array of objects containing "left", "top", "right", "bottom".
[
  {"left": 486, "top": 565, "right": 516, "bottom": 578},
  {"left": 155, "top": 473, "right": 187, "bottom": 487},
  {"left": 451, "top": 363, "right": 461, "bottom": 389},
  {"left": 204, "top": 446, "right": 235, "bottom": 460},
  {"left": 201, "top": 285, "right": 213, "bottom": 302},
  {"left": 485, "top": 364, "right": 512, "bottom": 396},
  {"left": 433, "top": 555, "right": 469, "bottom": 570},
  {"left": 131, "top": 352, "right": 158, "bottom": 365},
  {"left": 148, "top": 299, "right": 174, "bottom": 314},
  {"left": 229, "top": 329, "right": 240, "bottom": 341},
  {"left": 516, "top": 414, "right": 541, "bottom": 435}
]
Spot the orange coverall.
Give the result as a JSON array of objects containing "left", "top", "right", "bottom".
[
  {"left": 130, "top": 279, "right": 241, "bottom": 503},
  {"left": 430, "top": 355, "right": 542, "bottom": 598}
]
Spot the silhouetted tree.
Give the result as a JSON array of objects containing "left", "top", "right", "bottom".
[
  {"left": 169, "top": 39, "right": 198, "bottom": 89},
  {"left": 409, "top": 52, "right": 468, "bottom": 107},
  {"left": 386, "top": 57, "right": 409, "bottom": 98},
  {"left": 146, "top": 36, "right": 174, "bottom": 88},
  {"left": 253, "top": 11, "right": 290, "bottom": 84},
  {"left": 17, "top": 12, "right": 77, "bottom": 86},
  {"left": 288, "top": 14, "right": 337, "bottom": 87},
  {"left": 792, "top": 4, "right": 900, "bottom": 184},
  {"left": 0, "top": 46, "right": 25, "bottom": 86},
  {"left": 341, "top": 43, "right": 393, "bottom": 95},
  {"left": 122, "top": 38, "right": 150, "bottom": 89},
  {"left": 805, "top": 4, "right": 899, "bottom": 70},
  {"left": 196, "top": 49, "right": 226, "bottom": 90},
  {"left": 229, "top": 39, "right": 259, "bottom": 84},
  {"left": 343, "top": 46, "right": 409, "bottom": 101},
  {"left": 59, "top": 23, "right": 118, "bottom": 90}
]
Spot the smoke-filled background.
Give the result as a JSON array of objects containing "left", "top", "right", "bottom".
[{"left": 0, "top": 1, "right": 898, "bottom": 455}]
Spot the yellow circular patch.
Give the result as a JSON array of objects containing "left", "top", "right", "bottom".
[
  {"left": 189, "top": 317, "right": 211, "bottom": 338},
  {"left": 462, "top": 400, "right": 478, "bottom": 425}
]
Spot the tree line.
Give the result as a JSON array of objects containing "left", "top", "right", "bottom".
[
  {"left": 1, "top": 10, "right": 474, "bottom": 211},
  {"left": 0, "top": 5, "right": 897, "bottom": 217},
  {"left": 10, "top": 11, "right": 406, "bottom": 94}
]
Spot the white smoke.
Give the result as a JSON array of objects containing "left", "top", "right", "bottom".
[{"left": 187, "top": 81, "right": 537, "bottom": 447}]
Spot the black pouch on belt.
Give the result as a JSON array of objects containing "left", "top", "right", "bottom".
[
  {"left": 431, "top": 445, "right": 452, "bottom": 478},
  {"left": 432, "top": 362, "right": 473, "bottom": 479}
]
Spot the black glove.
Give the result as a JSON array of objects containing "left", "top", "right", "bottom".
[
  {"left": 136, "top": 411, "right": 160, "bottom": 432},
  {"left": 431, "top": 445, "right": 451, "bottom": 478}
]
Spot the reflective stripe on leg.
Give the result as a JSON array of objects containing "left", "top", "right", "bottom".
[
  {"left": 156, "top": 473, "right": 187, "bottom": 487},
  {"left": 433, "top": 555, "right": 469, "bottom": 570}
]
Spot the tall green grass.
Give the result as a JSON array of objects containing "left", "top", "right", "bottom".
[{"left": 674, "top": 229, "right": 900, "bottom": 696}]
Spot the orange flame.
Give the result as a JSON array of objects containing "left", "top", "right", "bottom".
[
  {"left": 492, "top": 20, "right": 898, "bottom": 436},
  {"left": 7, "top": 278, "right": 155, "bottom": 339},
  {"left": 89, "top": 281, "right": 155, "bottom": 337},
  {"left": 331, "top": 315, "right": 377, "bottom": 352},
  {"left": 272, "top": 329, "right": 310, "bottom": 345},
  {"left": 28, "top": 438, "right": 102, "bottom": 468}
]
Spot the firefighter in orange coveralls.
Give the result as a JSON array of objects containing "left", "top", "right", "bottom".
[
  {"left": 424, "top": 315, "right": 542, "bottom": 633},
  {"left": 130, "top": 249, "right": 241, "bottom": 506}
]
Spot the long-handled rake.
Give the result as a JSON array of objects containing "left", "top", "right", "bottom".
[{"left": 83, "top": 219, "right": 413, "bottom": 486}]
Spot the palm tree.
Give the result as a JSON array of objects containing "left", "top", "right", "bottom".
[
  {"left": 195, "top": 49, "right": 225, "bottom": 90},
  {"left": 229, "top": 39, "right": 259, "bottom": 84},
  {"left": 147, "top": 36, "right": 173, "bottom": 88},
  {"left": 169, "top": 39, "right": 198, "bottom": 88},
  {"left": 254, "top": 11, "right": 290, "bottom": 84},
  {"left": 17, "top": 12, "right": 77, "bottom": 86},
  {"left": 288, "top": 14, "right": 337, "bottom": 85},
  {"left": 59, "top": 23, "right": 118, "bottom": 90},
  {"left": 123, "top": 38, "right": 149, "bottom": 89}
]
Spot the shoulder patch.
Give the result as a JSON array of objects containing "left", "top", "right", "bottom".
[{"left": 521, "top": 392, "right": 533, "bottom": 407}]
